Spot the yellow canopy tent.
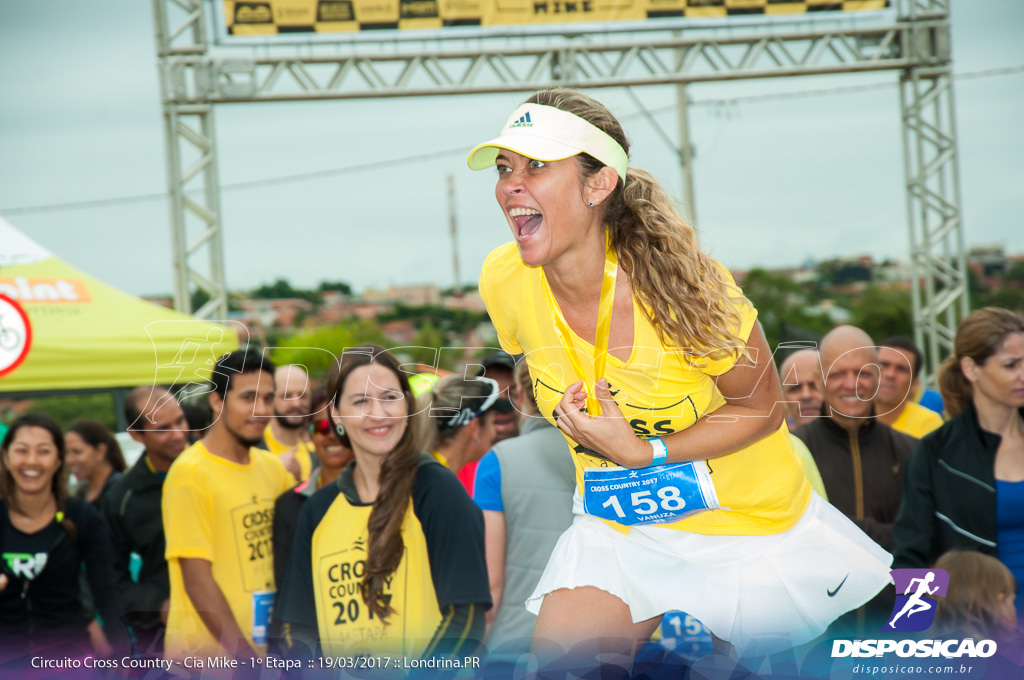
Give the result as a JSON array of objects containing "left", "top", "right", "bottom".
[{"left": 0, "top": 218, "right": 240, "bottom": 424}]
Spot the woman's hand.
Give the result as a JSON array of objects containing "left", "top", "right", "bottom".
[{"left": 554, "top": 379, "right": 651, "bottom": 468}]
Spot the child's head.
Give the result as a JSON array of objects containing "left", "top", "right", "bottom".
[{"left": 934, "top": 550, "right": 1017, "bottom": 638}]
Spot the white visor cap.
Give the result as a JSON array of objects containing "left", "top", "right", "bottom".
[{"left": 467, "top": 103, "right": 628, "bottom": 183}]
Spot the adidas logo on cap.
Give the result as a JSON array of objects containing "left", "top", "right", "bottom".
[{"left": 509, "top": 112, "right": 532, "bottom": 128}]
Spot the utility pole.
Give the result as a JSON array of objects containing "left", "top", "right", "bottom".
[
  {"left": 676, "top": 82, "right": 697, "bottom": 224},
  {"left": 447, "top": 175, "right": 461, "bottom": 293},
  {"left": 674, "top": 43, "right": 697, "bottom": 225}
]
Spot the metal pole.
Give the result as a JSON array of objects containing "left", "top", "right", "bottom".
[
  {"left": 946, "top": 73, "right": 970, "bottom": 319},
  {"left": 163, "top": 105, "right": 191, "bottom": 314},
  {"left": 448, "top": 175, "right": 460, "bottom": 291},
  {"left": 898, "top": 73, "right": 926, "bottom": 368},
  {"left": 152, "top": 0, "right": 228, "bottom": 319},
  {"left": 676, "top": 82, "right": 697, "bottom": 224},
  {"left": 898, "top": 0, "right": 966, "bottom": 386},
  {"left": 201, "top": 110, "right": 228, "bottom": 319}
]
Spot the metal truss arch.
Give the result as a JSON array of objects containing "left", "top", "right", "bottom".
[
  {"left": 154, "top": 0, "right": 969, "bottom": 387},
  {"left": 158, "top": 22, "right": 951, "bottom": 103}
]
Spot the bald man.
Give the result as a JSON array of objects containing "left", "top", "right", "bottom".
[
  {"left": 779, "top": 348, "right": 824, "bottom": 430},
  {"left": 262, "top": 365, "right": 316, "bottom": 482},
  {"left": 793, "top": 326, "right": 916, "bottom": 551}
]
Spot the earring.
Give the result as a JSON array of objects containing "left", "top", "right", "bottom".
[
  {"left": 335, "top": 423, "right": 346, "bottom": 437},
  {"left": 588, "top": 201, "right": 594, "bottom": 207}
]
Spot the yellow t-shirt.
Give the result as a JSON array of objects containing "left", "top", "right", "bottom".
[
  {"left": 163, "top": 441, "right": 295, "bottom": 659},
  {"left": 313, "top": 494, "right": 443, "bottom": 658},
  {"left": 274, "top": 456, "right": 490, "bottom": 660},
  {"left": 263, "top": 423, "right": 315, "bottom": 482},
  {"left": 891, "top": 401, "right": 944, "bottom": 439},
  {"left": 479, "top": 242, "right": 811, "bottom": 536}
]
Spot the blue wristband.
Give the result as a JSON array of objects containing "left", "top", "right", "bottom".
[{"left": 647, "top": 437, "right": 668, "bottom": 467}]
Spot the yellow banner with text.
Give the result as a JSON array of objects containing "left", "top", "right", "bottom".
[{"left": 224, "top": 0, "right": 888, "bottom": 35}]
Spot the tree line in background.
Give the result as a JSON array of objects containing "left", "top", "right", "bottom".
[
  {"left": 189, "top": 278, "right": 353, "bottom": 313},
  {"left": 269, "top": 304, "right": 492, "bottom": 378},
  {"left": 742, "top": 258, "right": 1024, "bottom": 366}
]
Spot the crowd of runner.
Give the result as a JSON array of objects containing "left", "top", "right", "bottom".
[
  {"left": 1, "top": 312, "right": 1020, "bottom": 676},
  {"left": 1, "top": 88, "right": 1023, "bottom": 678}
]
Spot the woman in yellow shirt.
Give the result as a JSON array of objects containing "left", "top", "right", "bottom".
[
  {"left": 468, "top": 89, "right": 893, "bottom": 663},
  {"left": 275, "top": 345, "right": 491, "bottom": 660}
]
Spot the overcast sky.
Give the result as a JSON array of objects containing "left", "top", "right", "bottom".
[{"left": 0, "top": 1, "right": 1021, "bottom": 299}]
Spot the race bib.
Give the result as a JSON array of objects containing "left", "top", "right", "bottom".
[
  {"left": 251, "top": 590, "right": 275, "bottom": 646},
  {"left": 660, "top": 611, "right": 713, "bottom": 660},
  {"left": 582, "top": 462, "right": 725, "bottom": 526}
]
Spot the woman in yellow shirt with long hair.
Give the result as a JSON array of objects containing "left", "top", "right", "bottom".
[
  {"left": 469, "top": 89, "right": 893, "bottom": 664},
  {"left": 275, "top": 345, "right": 491, "bottom": 660}
]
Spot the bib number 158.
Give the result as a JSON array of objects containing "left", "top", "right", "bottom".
[{"left": 601, "top": 487, "right": 686, "bottom": 518}]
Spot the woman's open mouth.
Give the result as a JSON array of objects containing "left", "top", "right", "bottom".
[{"left": 509, "top": 207, "right": 543, "bottom": 239}]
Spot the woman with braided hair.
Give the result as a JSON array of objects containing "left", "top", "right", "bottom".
[
  {"left": 469, "top": 89, "right": 893, "bottom": 663},
  {"left": 274, "top": 345, "right": 490, "bottom": 660}
]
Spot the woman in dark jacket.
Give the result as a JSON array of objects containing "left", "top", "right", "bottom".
[
  {"left": 65, "top": 419, "right": 126, "bottom": 508},
  {"left": 892, "top": 308, "right": 1024, "bottom": 592},
  {"left": 0, "top": 413, "right": 127, "bottom": 661}
]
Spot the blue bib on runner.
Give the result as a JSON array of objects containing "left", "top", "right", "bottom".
[
  {"left": 582, "top": 462, "right": 724, "bottom": 526},
  {"left": 659, "top": 610, "right": 714, "bottom": 660},
  {"left": 251, "top": 590, "right": 275, "bottom": 646}
]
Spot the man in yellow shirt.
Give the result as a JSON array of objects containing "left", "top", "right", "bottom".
[
  {"left": 262, "top": 364, "right": 315, "bottom": 481},
  {"left": 875, "top": 336, "right": 943, "bottom": 439},
  {"left": 163, "top": 348, "right": 295, "bottom": 661}
]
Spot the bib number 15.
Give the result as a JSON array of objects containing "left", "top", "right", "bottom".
[{"left": 601, "top": 487, "right": 686, "bottom": 518}]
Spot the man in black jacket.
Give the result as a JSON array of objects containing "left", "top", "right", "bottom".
[
  {"left": 794, "top": 326, "right": 917, "bottom": 552},
  {"left": 103, "top": 386, "right": 189, "bottom": 656}
]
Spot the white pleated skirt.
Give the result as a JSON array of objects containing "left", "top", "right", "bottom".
[{"left": 526, "top": 491, "right": 893, "bottom": 656}]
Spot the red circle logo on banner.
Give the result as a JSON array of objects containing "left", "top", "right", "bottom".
[{"left": 0, "top": 293, "right": 32, "bottom": 379}]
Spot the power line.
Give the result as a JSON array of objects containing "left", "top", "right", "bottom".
[
  {"left": 0, "top": 147, "right": 468, "bottom": 216},
  {"left": 221, "top": 146, "right": 468, "bottom": 191},
  {"left": 1, "top": 191, "right": 169, "bottom": 216},
  {"left": 683, "top": 65, "right": 1024, "bottom": 109},
  {"left": 3, "top": 64, "right": 1022, "bottom": 217}
]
